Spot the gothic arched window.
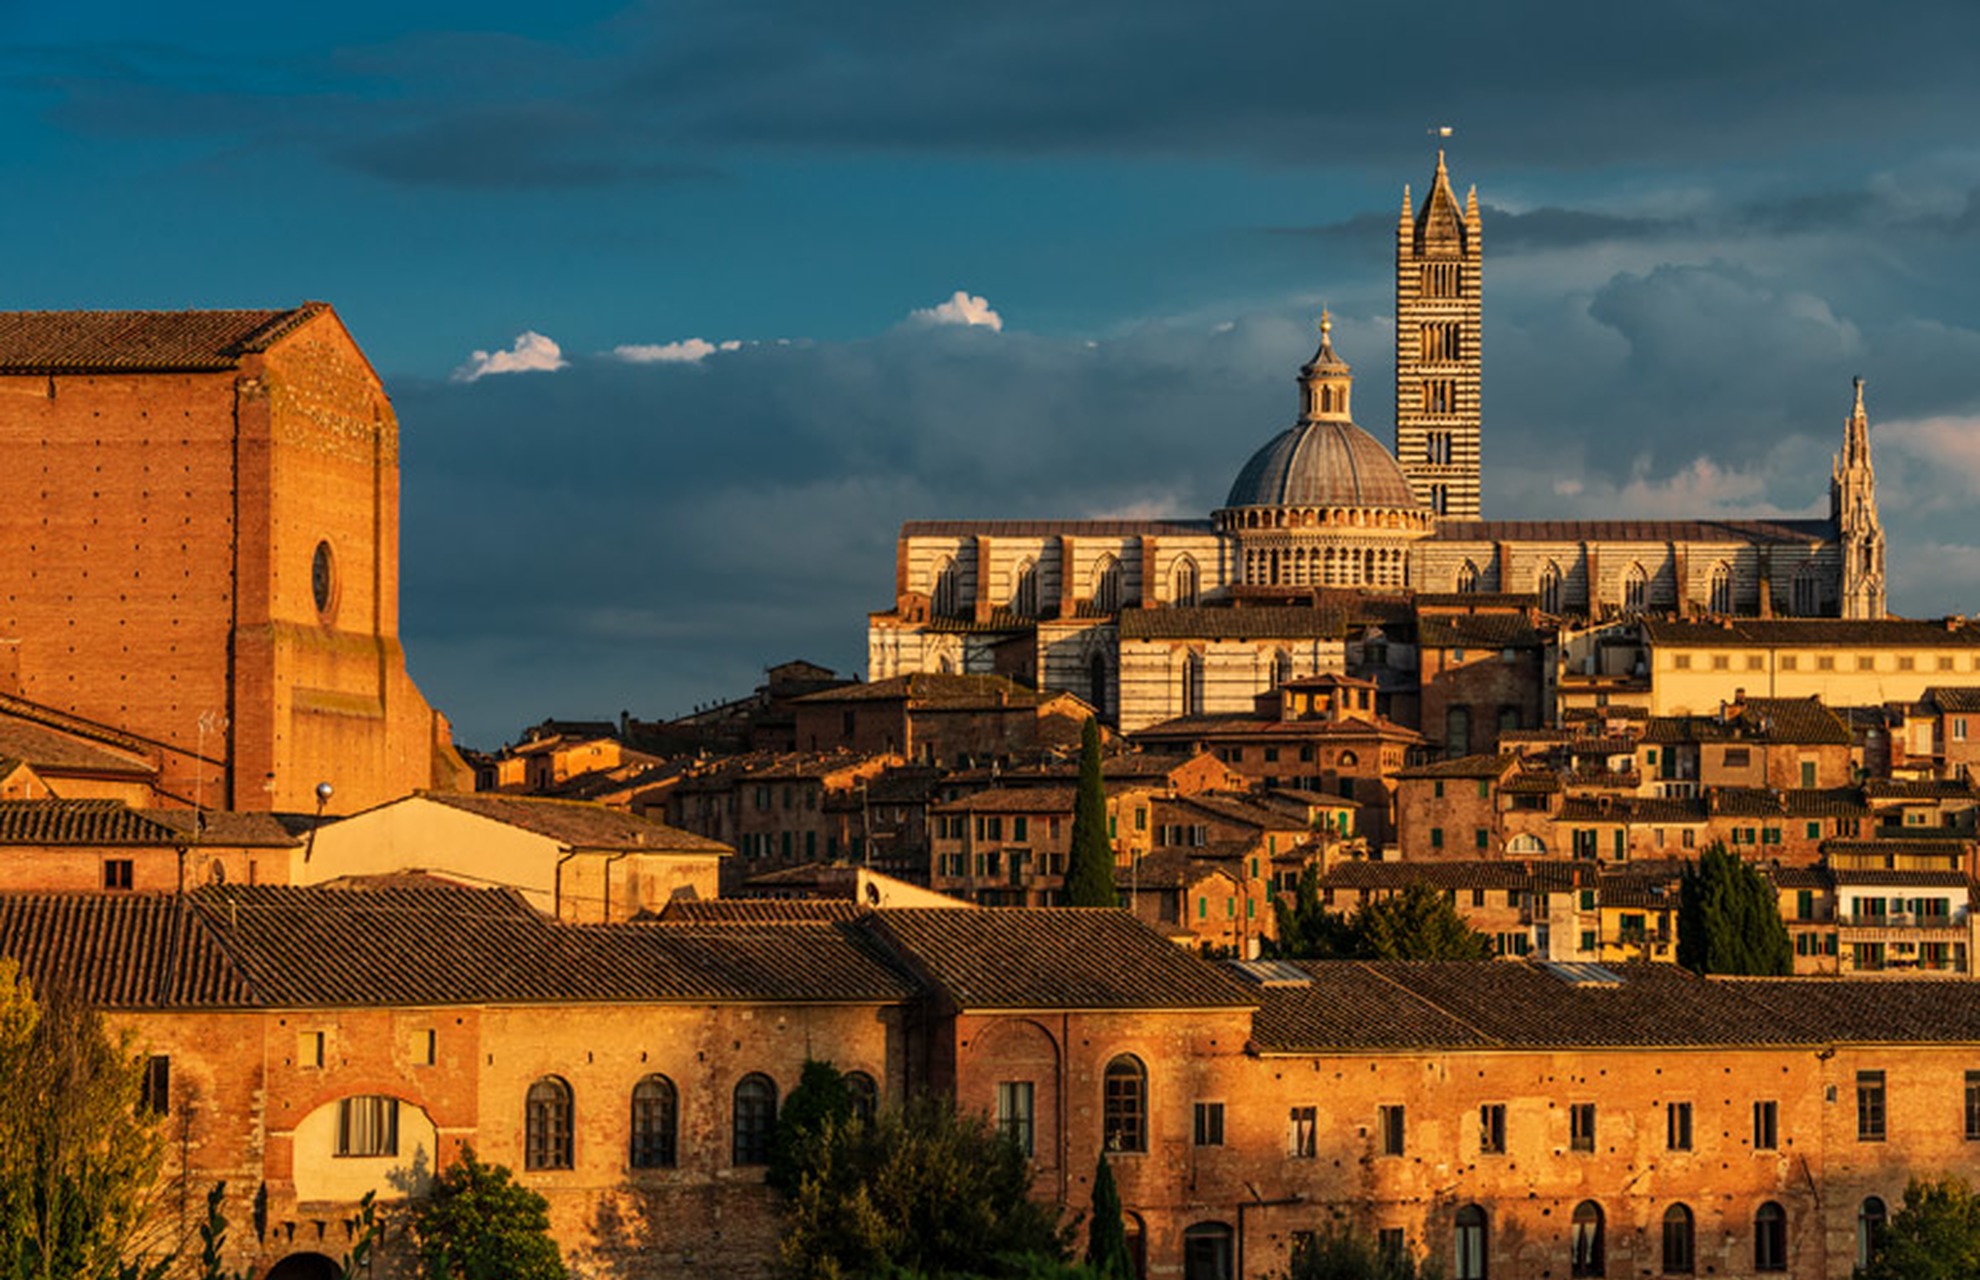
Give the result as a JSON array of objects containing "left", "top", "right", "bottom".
[
  {"left": 931, "top": 556, "right": 962, "bottom": 618},
  {"left": 844, "top": 1071, "right": 878, "bottom": 1124},
  {"left": 1011, "top": 558, "right": 1039, "bottom": 618},
  {"left": 733, "top": 1073, "right": 778, "bottom": 1166},
  {"left": 1708, "top": 562, "right": 1733, "bottom": 615},
  {"left": 1623, "top": 564, "right": 1649, "bottom": 614},
  {"left": 1171, "top": 556, "right": 1200, "bottom": 607},
  {"left": 525, "top": 1076, "right": 574, "bottom": 1171},
  {"left": 1793, "top": 563, "right": 1821, "bottom": 616},
  {"left": 1102, "top": 1055, "right": 1147, "bottom": 1153},
  {"left": 1181, "top": 653, "right": 1204, "bottom": 717},
  {"left": 630, "top": 1075, "right": 677, "bottom": 1170},
  {"left": 1091, "top": 555, "right": 1122, "bottom": 613},
  {"left": 1857, "top": 1197, "right": 1887, "bottom": 1268},
  {"left": 1538, "top": 562, "right": 1564, "bottom": 615},
  {"left": 1457, "top": 561, "right": 1480, "bottom": 593},
  {"left": 1273, "top": 651, "right": 1294, "bottom": 689}
]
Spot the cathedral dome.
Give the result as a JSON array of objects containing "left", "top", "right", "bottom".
[{"left": 1224, "top": 418, "right": 1423, "bottom": 512}]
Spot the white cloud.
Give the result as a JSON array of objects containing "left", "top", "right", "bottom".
[
  {"left": 1877, "top": 416, "right": 1980, "bottom": 498},
  {"left": 452, "top": 331, "right": 568, "bottom": 382},
  {"left": 909, "top": 290, "right": 1003, "bottom": 331},
  {"left": 612, "top": 338, "right": 744, "bottom": 364}
]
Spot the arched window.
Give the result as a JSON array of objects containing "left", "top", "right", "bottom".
[
  {"left": 1181, "top": 652, "right": 1203, "bottom": 717},
  {"left": 931, "top": 556, "right": 962, "bottom": 618},
  {"left": 1431, "top": 483, "right": 1449, "bottom": 515},
  {"left": 1457, "top": 561, "right": 1480, "bottom": 593},
  {"left": 1571, "top": 1201, "right": 1604, "bottom": 1278},
  {"left": 1538, "top": 562, "right": 1563, "bottom": 615},
  {"left": 525, "top": 1076, "right": 573, "bottom": 1171},
  {"left": 1623, "top": 564, "right": 1649, "bottom": 614},
  {"left": 1273, "top": 651, "right": 1294, "bottom": 689},
  {"left": 1754, "top": 1202, "right": 1787, "bottom": 1273},
  {"left": 1507, "top": 833, "right": 1547, "bottom": 855},
  {"left": 1793, "top": 563, "right": 1821, "bottom": 616},
  {"left": 733, "top": 1073, "right": 778, "bottom": 1166},
  {"left": 1662, "top": 1204, "right": 1694, "bottom": 1275},
  {"left": 1182, "top": 1222, "right": 1233, "bottom": 1280},
  {"left": 1171, "top": 556, "right": 1200, "bottom": 607},
  {"left": 1012, "top": 558, "right": 1039, "bottom": 618},
  {"left": 630, "top": 1075, "right": 677, "bottom": 1169},
  {"left": 844, "top": 1071, "right": 878, "bottom": 1124},
  {"left": 1857, "top": 1197, "right": 1887, "bottom": 1268},
  {"left": 1092, "top": 555, "right": 1122, "bottom": 613},
  {"left": 1709, "top": 562, "right": 1733, "bottom": 615},
  {"left": 1455, "top": 1205, "right": 1487, "bottom": 1280},
  {"left": 1102, "top": 1055, "right": 1147, "bottom": 1153}
]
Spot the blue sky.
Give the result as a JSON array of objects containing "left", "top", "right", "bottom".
[{"left": 11, "top": 0, "right": 1980, "bottom": 745}]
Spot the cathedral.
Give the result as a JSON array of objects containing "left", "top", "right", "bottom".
[{"left": 867, "top": 153, "right": 1887, "bottom": 732}]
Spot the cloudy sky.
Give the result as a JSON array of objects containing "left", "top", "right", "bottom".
[{"left": 10, "top": 0, "right": 1980, "bottom": 745}]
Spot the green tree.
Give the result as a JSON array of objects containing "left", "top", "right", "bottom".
[
  {"left": 778, "top": 1095, "right": 1068, "bottom": 1279},
  {"left": 1083, "top": 1154, "right": 1130, "bottom": 1280},
  {"left": 769, "top": 1060, "right": 858, "bottom": 1194},
  {"left": 1280, "top": 1222, "right": 1442, "bottom": 1280},
  {"left": 1270, "top": 875, "right": 1491, "bottom": 961},
  {"left": 1857, "top": 1175, "right": 1980, "bottom": 1280},
  {"left": 1676, "top": 844, "right": 1792, "bottom": 976},
  {"left": 1063, "top": 718, "right": 1118, "bottom": 908},
  {"left": 0, "top": 961, "right": 168, "bottom": 1280},
  {"left": 411, "top": 1148, "right": 566, "bottom": 1280}
]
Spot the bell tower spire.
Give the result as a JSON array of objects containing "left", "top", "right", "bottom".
[
  {"left": 1831, "top": 376, "right": 1885, "bottom": 619},
  {"left": 1395, "top": 136, "right": 1482, "bottom": 518}
]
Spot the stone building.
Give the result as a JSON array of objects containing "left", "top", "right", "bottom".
[
  {"left": 868, "top": 154, "right": 1885, "bottom": 734},
  {"left": 20, "top": 887, "right": 1980, "bottom": 1280},
  {"left": 0, "top": 304, "right": 464, "bottom": 813}
]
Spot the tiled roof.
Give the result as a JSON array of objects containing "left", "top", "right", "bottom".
[
  {"left": 1823, "top": 838, "right": 1971, "bottom": 862},
  {"left": 657, "top": 900, "right": 862, "bottom": 923},
  {"left": 1320, "top": 860, "right": 1589, "bottom": 892},
  {"left": 1123, "top": 848, "right": 1244, "bottom": 889},
  {"left": 1433, "top": 518, "right": 1831, "bottom": 545},
  {"left": 1645, "top": 697, "right": 1852, "bottom": 745},
  {"left": 1131, "top": 713, "right": 1419, "bottom": 743},
  {"left": 0, "top": 715, "right": 156, "bottom": 777},
  {"left": 0, "top": 800, "right": 185, "bottom": 845},
  {"left": 1246, "top": 962, "right": 1496, "bottom": 1052},
  {"left": 0, "top": 894, "right": 250, "bottom": 1006},
  {"left": 1395, "top": 753, "right": 1518, "bottom": 780},
  {"left": 0, "top": 305, "right": 323, "bottom": 372},
  {"left": 1864, "top": 780, "right": 1980, "bottom": 801},
  {"left": 1557, "top": 796, "right": 1704, "bottom": 823},
  {"left": 930, "top": 786, "right": 1076, "bottom": 815},
  {"left": 672, "top": 750, "right": 889, "bottom": 791},
  {"left": 1167, "top": 794, "right": 1313, "bottom": 831},
  {"left": 793, "top": 674, "right": 1048, "bottom": 708},
  {"left": 1415, "top": 593, "right": 1541, "bottom": 610},
  {"left": 143, "top": 810, "right": 302, "bottom": 847},
  {"left": 1827, "top": 868, "right": 1973, "bottom": 888},
  {"left": 1643, "top": 617, "right": 1980, "bottom": 648},
  {"left": 1117, "top": 606, "right": 1346, "bottom": 641},
  {"left": 1924, "top": 687, "right": 1980, "bottom": 713},
  {"left": 900, "top": 519, "right": 1215, "bottom": 539},
  {"left": 865, "top": 908, "right": 1256, "bottom": 1011},
  {"left": 1709, "top": 788, "right": 1870, "bottom": 819},
  {"left": 1418, "top": 615, "right": 1542, "bottom": 649},
  {"left": 413, "top": 792, "right": 729, "bottom": 853},
  {"left": 1732, "top": 980, "right": 1980, "bottom": 1044}
]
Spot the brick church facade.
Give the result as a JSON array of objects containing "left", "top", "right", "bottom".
[
  {"left": 0, "top": 303, "right": 462, "bottom": 813},
  {"left": 867, "top": 153, "right": 1887, "bottom": 733}
]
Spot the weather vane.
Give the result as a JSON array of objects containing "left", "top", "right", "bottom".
[{"left": 1429, "top": 125, "right": 1454, "bottom": 139}]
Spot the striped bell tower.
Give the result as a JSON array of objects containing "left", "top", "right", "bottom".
[{"left": 1395, "top": 146, "right": 1483, "bottom": 518}]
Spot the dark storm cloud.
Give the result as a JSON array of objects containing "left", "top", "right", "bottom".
[{"left": 20, "top": 0, "right": 1980, "bottom": 189}]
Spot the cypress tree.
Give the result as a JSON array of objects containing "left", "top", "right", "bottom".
[
  {"left": 1064, "top": 717, "right": 1119, "bottom": 907},
  {"left": 1085, "top": 1152, "right": 1132, "bottom": 1280},
  {"left": 1677, "top": 843, "right": 1792, "bottom": 976}
]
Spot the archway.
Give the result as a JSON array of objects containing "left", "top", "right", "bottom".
[{"left": 265, "top": 1255, "right": 340, "bottom": 1280}]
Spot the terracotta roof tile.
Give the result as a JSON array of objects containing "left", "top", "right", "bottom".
[
  {"left": 657, "top": 900, "right": 862, "bottom": 923},
  {"left": 1395, "top": 753, "right": 1519, "bottom": 780},
  {"left": 793, "top": 674, "right": 1049, "bottom": 708},
  {"left": 865, "top": 908, "right": 1256, "bottom": 1011},
  {"left": 0, "top": 894, "right": 250, "bottom": 1006},
  {"left": 0, "top": 305, "right": 321, "bottom": 372},
  {"left": 412, "top": 792, "right": 729, "bottom": 853},
  {"left": 1924, "top": 687, "right": 1980, "bottom": 713},
  {"left": 900, "top": 519, "right": 1215, "bottom": 539}
]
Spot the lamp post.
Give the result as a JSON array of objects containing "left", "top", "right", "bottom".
[{"left": 303, "top": 781, "right": 333, "bottom": 863}]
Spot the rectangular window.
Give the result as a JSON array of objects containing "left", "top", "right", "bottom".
[
  {"left": 1667, "top": 1101, "right": 1693, "bottom": 1151},
  {"left": 1817, "top": 655, "right": 1836, "bottom": 671},
  {"left": 1378, "top": 1105, "right": 1405, "bottom": 1156},
  {"left": 336, "top": 1096, "right": 400, "bottom": 1158},
  {"left": 298, "top": 1031, "right": 325, "bottom": 1069},
  {"left": 1013, "top": 816, "right": 1028, "bottom": 841},
  {"left": 1263, "top": 747, "right": 1279, "bottom": 763},
  {"left": 1570, "top": 1102, "right": 1596, "bottom": 1152},
  {"left": 1195, "top": 1101, "right": 1225, "bottom": 1148},
  {"left": 1965, "top": 1072, "right": 1980, "bottom": 1142},
  {"left": 1723, "top": 747, "right": 1751, "bottom": 768},
  {"left": 140, "top": 1055, "right": 170, "bottom": 1116},
  {"left": 103, "top": 859, "right": 134, "bottom": 891},
  {"left": 1479, "top": 1104, "right": 1506, "bottom": 1154},
  {"left": 1858, "top": 1071, "right": 1887, "bottom": 1142},
  {"left": 1289, "top": 1106, "right": 1317, "bottom": 1157},
  {"left": 1957, "top": 719, "right": 1970, "bottom": 743},
  {"left": 1780, "top": 654, "right": 1798, "bottom": 671},
  {"left": 1754, "top": 1099, "right": 1779, "bottom": 1150},
  {"left": 1430, "top": 828, "right": 1444, "bottom": 850},
  {"left": 1673, "top": 654, "right": 1691, "bottom": 670},
  {"left": 997, "top": 1081, "right": 1035, "bottom": 1156},
  {"left": 1475, "top": 828, "right": 1489, "bottom": 850},
  {"left": 414, "top": 1028, "right": 437, "bottom": 1067}
]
